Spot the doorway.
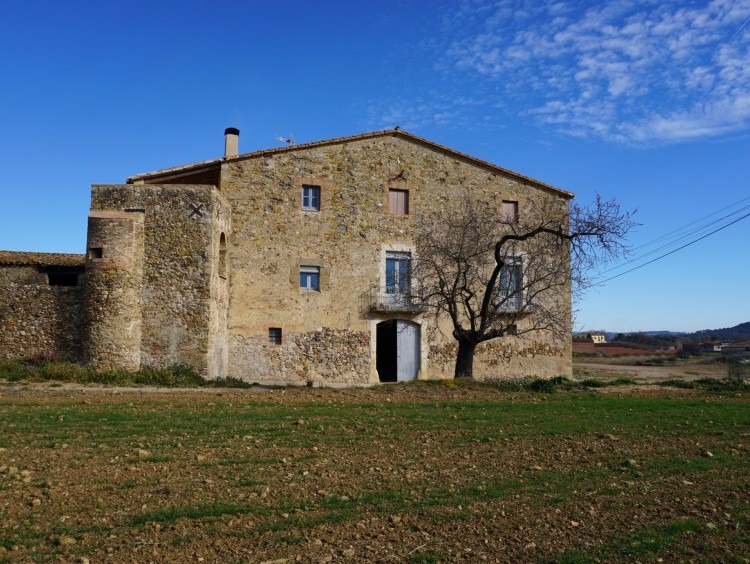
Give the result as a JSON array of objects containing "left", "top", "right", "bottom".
[{"left": 376, "top": 320, "right": 420, "bottom": 382}]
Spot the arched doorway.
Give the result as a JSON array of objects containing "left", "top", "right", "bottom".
[{"left": 376, "top": 320, "right": 420, "bottom": 382}]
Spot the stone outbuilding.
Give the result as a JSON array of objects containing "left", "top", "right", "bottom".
[{"left": 0, "top": 129, "right": 574, "bottom": 384}]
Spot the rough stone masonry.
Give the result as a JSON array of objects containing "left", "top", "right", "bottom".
[{"left": 0, "top": 129, "right": 573, "bottom": 384}]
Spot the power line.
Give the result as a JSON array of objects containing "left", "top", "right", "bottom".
[
  {"left": 631, "top": 195, "right": 750, "bottom": 252},
  {"left": 590, "top": 210, "right": 750, "bottom": 287},
  {"left": 596, "top": 201, "right": 750, "bottom": 276}
]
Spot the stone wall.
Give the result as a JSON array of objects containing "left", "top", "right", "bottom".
[
  {"left": 219, "top": 133, "right": 572, "bottom": 383},
  {"left": 0, "top": 131, "right": 571, "bottom": 383},
  {"left": 230, "top": 328, "right": 371, "bottom": 385},
  {"left": 90, "top": 184, "right": 229, "bottom": 377},
  {"left": 82, "top": 211, "right": 145, "bottom": 370},
  {"left": 0, "top": 265, "right": 48, "bottom": 285},
  {"left": 0, "top": 283, "right": 83, "bottom": 361}
]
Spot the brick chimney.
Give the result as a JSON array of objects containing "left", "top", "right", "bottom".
[{"left": 224, "top": 127, "right": 240, "bottom": 157}]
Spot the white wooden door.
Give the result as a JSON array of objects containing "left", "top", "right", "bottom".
[{"left": 396, "top": 320, "right": 420, "bottom": 382}]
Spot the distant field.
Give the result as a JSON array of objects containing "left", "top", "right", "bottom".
[
  {"left": 574, "top": 354, "right": 732, "bottom": 382},
  {"left": 1, "top": 382, "right": 748, "bottom": 562}
]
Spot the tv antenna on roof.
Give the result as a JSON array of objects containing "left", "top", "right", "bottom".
[{"left": 275, "top": 133, "right": 296, "bottom": 146}]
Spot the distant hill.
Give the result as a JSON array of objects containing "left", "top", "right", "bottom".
[
  {"left": 594, "top": 322, "right": 750, "bottom": 342},
  {"left": 689, "top": 322, "right": 750, "bottom": 341}
]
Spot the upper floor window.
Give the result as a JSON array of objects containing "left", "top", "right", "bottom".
[
  {"left": 498, "top": 257, "right": 523, "bottom": 311},
  {"left": 385, "top": 251, "right": 411, "bottom": 294},
  {"left": 388, "top": 189, "right": 409, "bottom": 215},
  {"left": 302, "top": 184, "right": 321, "bottom": 211},
  {"left": 502, "top": 200, "right": 519, "bottom": 223},
  {"left": 300, "top": 265, "right": 320, "bottom": 291}
]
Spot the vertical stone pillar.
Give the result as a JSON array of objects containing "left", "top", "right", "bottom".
[{"left": 82, "top": 211, "right": 145, "bottom": 370}]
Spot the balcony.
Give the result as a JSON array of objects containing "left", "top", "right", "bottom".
[
  {"left": 367, "top": 286, "right": 427, "bottom": 313},
  {"left": 496, "top": 294, "right": 524, "bottom": 313}
]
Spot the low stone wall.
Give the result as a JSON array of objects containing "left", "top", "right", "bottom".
[
  {"left": 0, "top": 283, "right": 83, "bottom": 361},
  {"left": 429, "top": 338, "right": 570, "bottom": 380},
  {"left": 229, "top": 328, "right": 371, "bottom": 385}
]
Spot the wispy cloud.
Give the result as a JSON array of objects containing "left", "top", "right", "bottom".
[
  {"left": 445, "top": 0, "right": 750, "bottom": 144},
  {"left": 364, "top": 94, "right": 489, "bottom": 133}
]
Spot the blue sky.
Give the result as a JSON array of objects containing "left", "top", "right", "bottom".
[{"left": 1, "top": 0, "right": 749, "bottom": 333}]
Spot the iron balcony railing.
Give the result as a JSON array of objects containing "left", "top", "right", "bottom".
[
  {"left": 496, "top": 294, "right": 524, "bottom": 312},
  {"left": 368, "top": 286, "right": 427, "bottom": 313}
]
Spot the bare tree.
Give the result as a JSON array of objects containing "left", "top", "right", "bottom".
[{"left": 413, "top": 193, "right": 635, "bottom": 379}]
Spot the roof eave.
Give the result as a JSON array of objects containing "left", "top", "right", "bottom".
[
  {"left": 125, "top": 129, "right": 574, "bottom": 198},
  {"left": 0, "top": 251, "right": 86, "bottom": 267}
]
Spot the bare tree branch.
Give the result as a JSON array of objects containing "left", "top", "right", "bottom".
[{"left": 413, "top": 193, "right": 635, "bottom": 378}]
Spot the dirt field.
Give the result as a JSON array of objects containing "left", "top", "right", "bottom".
[
  {"left": 574, "top": 355, "right": 729, "bottom": 382},
  {"left": 2, "top": 378, "right": 749, "bottom": 563}
]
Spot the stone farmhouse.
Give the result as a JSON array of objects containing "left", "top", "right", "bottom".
[{"left": 0, "top": 129, "right": 574, "bottom": 385}]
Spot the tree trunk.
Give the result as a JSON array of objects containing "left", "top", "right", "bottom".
[{"left": 454, "top": 339, "right": 477, "bottom": 379}]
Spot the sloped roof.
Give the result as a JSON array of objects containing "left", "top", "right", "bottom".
[
  {"left": 126, "top": 129, "right": 574, "bottom": 199},
  {"left": 0, "top": 251, "right": 85, "bottom": 267}
]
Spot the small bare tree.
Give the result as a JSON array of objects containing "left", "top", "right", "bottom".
[{"left": 413, "top": 193, "right": 635, "bottom": 379}]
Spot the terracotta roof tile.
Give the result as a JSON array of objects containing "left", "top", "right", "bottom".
[{"left": 0, "top": 251, "right": 85, "bottom": 267}]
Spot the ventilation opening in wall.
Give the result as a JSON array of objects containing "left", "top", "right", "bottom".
[
  {"left": 219, "top": 233, "right": 227, "bottom": 279},
  {"left": 46, "top": 268, "right": 80, "bottom": 287},
  {"left": 88, "top": 247, "right": 103, "bottom": 259},
  {"left": 268, "top": 327, "right": 282, "bottom": 345}
]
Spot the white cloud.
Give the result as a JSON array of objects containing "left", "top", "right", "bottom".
[
  {"left": 364, "top": 95, "right": 488, "bottom": 133},
  {"left": 445, "top": 0, "right": 750, "bottom": 144}
]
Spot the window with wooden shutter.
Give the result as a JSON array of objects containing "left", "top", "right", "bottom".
[
  {"left": 502, "top": 200, "right": 519, "bottom": 223},
  {"left": 388, "top": 189, "right": 409, "bottom": 215}
]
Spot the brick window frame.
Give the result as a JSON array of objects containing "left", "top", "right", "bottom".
[{"left": 294, "top": 177, "right": 329, "bottom": 213}]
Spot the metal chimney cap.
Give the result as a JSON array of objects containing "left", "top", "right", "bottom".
[{"left": 224, "top": 127, "right": 240, "bottom": 136}]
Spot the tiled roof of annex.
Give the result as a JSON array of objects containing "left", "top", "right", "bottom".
[
  {"left": 126, "top": 129, "right": 574, "bottom": 199},
  {"left": 0, "top": 251, "right": 85, "bottom": 267}
]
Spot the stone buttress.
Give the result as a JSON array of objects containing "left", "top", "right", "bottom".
[{"left": 86, "top": 184, "right": 230, "bottom": 377}]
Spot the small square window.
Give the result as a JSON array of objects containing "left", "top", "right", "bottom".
[
  {"left": 300, "top": 266, "right": 320, "bottom": 291},
  {"left": 502, "top": 200, "right": 519, "bottom": 223},
  {"left": 388, "top": 189, "right": 409, "bottom": 215},
  {"left": 88, "top": 247, "right": 103, "bottom": 259},
  {"left": 302, "top": 185, "right": 321, "bottom": 211},
  {"left": 268, "top": 328, "right": 282, "bottom": 345}
]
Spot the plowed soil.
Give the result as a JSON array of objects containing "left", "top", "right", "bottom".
[{"left": 1, "top": 382, "right": 748, "bottom": 562}]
